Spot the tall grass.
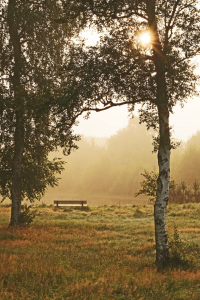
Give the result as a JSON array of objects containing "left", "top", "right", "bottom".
[{"left": 0, "top": 204, "right": 200, "bottom": 299}]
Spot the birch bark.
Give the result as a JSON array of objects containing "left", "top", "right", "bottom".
[
  {"left": 146, "top": 0, "right": 170, "bottom": 267},
  {"left": 154, "top": 104, "right": 170, "bottom": 267}
]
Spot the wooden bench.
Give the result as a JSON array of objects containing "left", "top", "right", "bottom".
[{"left": 54, "top": 200, "right": 87, "bottom": 207}]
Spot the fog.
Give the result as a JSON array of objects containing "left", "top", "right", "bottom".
[
  {"left": 41, "top": 117, "right": 155, "bottom": 205},
  {"left": 39, "top": 117, "right": 200, "bottom": 206}
]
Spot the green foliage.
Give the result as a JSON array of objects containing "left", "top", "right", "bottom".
[
  {"left": 168, "top": 225, "right": 189, "bottom": 268},
  {"left": 19, "top": 205, "right": 37, "bottom": 226},
  {"left": 0, "top": 0, "right": 81, "bottom": 208},
  {"left": 135, "top": 170, "right": 175, "bottom": 203},
  {"left": 0, "top": 146, "right": 66, "bottom": 202},
  {"left": 60, "top": 0, "right": 200, "bottom": 128},
  {"left": 135, "top": 170, "right": 158, "bottom": 202},
  {"left": 136, "top": 168, "right": 200, "bottom": 204},
  {"left": 21, "top": 158, "right": 65, "bottom": 202}
]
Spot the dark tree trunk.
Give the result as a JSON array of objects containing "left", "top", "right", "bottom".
[
  {"left": 10, "top": 112, "right": 24, "bottom": 226},
  {"left": 8, "top": 0, "right": 25, "bottom": 226}
]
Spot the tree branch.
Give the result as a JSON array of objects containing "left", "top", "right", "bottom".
[{"left": 167, "top": 0, "right": 181, "bottom": 29}]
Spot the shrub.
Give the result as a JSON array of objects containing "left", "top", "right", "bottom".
[
  {"left": 168, "top": 225, "right": 189, "bottom": 268},
  {"left": 19, "top": 204, "right": 37, "bottom": 226}
]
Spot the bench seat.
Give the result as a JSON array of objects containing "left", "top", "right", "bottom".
[{"left": 54, "top": 200, "right": 87, "bottom": 207}]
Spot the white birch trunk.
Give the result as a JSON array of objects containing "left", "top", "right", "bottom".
[
  {"left": 146, "top": 0, "right": 170, "bottom": 267},
  {"left": 154, "top": 105, "right": 170, "bottom": 267}
]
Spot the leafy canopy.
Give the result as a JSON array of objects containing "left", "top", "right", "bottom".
[
  {"left": 0, "top": 0, "right": 82, "bottom": 202},
  {"left": 59, "top": 0, "right": 200, "bottom": 130}
]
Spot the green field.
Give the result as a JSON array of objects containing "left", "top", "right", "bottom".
[{"left": 0, "top": 204, "right": 200, "bottom": 300}]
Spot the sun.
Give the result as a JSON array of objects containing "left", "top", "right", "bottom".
[{"left": 139, "top": 32, "right": 151, "bottom": 45}]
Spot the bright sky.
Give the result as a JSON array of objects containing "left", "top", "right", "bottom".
[
  {"left": 73, "top": 98, "right": 200, "bottom": 141},
  {"left": 73, "top": 30, "right": 200, "bottom": 142}
]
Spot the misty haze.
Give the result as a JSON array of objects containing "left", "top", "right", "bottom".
[{"left": 39, "top": 117, "right": 200, "bottom": 206}]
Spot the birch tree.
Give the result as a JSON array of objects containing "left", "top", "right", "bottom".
[
  {"left": 0, "top": 0, "right": 80, "bottom": 226},
  {"left": 59, "top": 0, "right": 200, "bottom": 267}
]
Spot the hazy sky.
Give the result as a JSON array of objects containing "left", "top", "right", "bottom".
[
  {"left": 73, "top": 98, "right": 200, "bottom": 141},
  {"left": 73, "top": 30, "right": 200, "bottom": 142}
]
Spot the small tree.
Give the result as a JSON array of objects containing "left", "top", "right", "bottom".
[
  {"left": 192, "top": 179, "right": 200, "bottom": 202},
  {"left": 135, "top": 170, "right": 158, "bottom": 202},
  {"left": 180, "top": 182, "right": 187, "bottom": 204},
  {"left": 136, "top": 170, "right": 175, "bottom": 203}
]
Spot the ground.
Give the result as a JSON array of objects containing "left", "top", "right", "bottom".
[{"left": 0, "top": 203, "right": 200, "bottom": 299}]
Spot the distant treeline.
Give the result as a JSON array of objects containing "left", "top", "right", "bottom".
[
  {"left": 169, "top": 180, "right": 200, "bottom": 204},
  {"left": 47, "top": 117, "right": 200, "bottom": 203}
]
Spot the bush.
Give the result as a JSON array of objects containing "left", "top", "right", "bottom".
[
  {"left": 168, "top": 225, "right": 189, "bottom": 268},
  {"left": 19, "top": 204, "right": 37, "bottom": 226},
  {"left": 136, "top": 170, "right": 200, "bottom": 204}
]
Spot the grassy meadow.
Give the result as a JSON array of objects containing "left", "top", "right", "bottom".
[{"left": 0, "top": 204, "right": 200, "bottom": 299}]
